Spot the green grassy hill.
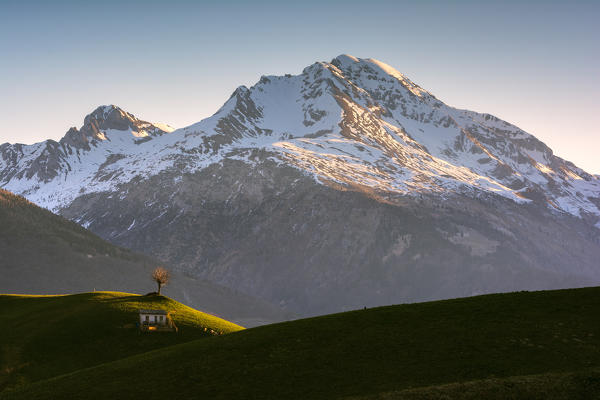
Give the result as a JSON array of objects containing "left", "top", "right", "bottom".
[
  {"left": 0, "top": 292, "right": 243, "bottom": 392},
  {"left": 2, "top": 287, "right": 600, "bottom": 399},
  {"left": 346, "top": 369, "right": 600, "bottom": 399}
]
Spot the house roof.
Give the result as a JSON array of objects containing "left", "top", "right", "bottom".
[{"left": 139, "top": 309, "right": 168, "bottom": 315}]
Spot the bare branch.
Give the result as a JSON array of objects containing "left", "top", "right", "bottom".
[{"left": 151, "top": 266, "right": 170, "bottom": 295}]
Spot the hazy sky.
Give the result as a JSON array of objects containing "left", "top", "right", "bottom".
[{"left": 1, "top": 0, "right": 598, "bottom": 173}]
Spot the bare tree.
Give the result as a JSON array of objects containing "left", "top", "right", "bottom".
[{"left": 151, "top": 267, "right": 170, "bottom": 295}]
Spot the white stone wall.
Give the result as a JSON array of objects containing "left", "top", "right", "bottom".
[{"left": 139, "top": 313, "right": 167, "bottom": 325}]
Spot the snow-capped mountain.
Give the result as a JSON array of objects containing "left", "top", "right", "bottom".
[
  {"left": 2, "top": 55, "right": 600, "bottom": 317},
  {"left": 0, "top": 105, "right": 174, "bottom": 205},
  {"left": 2, "top": 56, "right": 599, "bottom": 221}
]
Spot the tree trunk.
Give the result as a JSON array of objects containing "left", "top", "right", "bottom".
[{"left": 157, "top": 282, "right": 161, "bottom": 295}]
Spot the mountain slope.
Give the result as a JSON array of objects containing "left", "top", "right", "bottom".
[
  {"left": 2, "top": 57, "right": 598, "bottom": 219},
  {"left": 0, "top": 292, "right": 242, "bottom": 392},
  {"left": 1, "top": 55, "right": 599, "bottom": 317},
  {"left": 0, "top": 189, "right": 292, "bottom": 326},
  {"left": 0, "top": 105, "right": 173, "bottom": 185},
  {"left": 3, "top": 287, "right": 600, "bottom": 399}
]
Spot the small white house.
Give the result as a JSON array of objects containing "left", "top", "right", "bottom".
[{"left": 139, "top": 309, "right": 177, "bottom": 332}]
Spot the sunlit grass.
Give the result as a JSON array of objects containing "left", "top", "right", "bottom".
[
  {"left": 0, "top": 291, "right": 242, "bottom": 392},
  {"left": 3, "top": 287, "right": 600, "bottom": 399}
]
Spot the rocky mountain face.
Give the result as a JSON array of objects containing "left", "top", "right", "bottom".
[{"left": 2, "top": 55, "right": 600, "bottom": 317}]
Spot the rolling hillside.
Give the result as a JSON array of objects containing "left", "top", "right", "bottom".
[
  {"left": 0, "top": 292, "right": 242, "bottom": 392},
  {"left": 2, "top": 287, "right": 599, "bottom": 399},
  {"left": 0, "top": 189, "right": 292, "bottom": 326}
]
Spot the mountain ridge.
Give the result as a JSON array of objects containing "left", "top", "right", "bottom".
[
  {"left": 1, "top": 55, "right": 599, "bottom": 317},
  {"left": 1, "top": 55, "right": 598, "bottom": 223}
]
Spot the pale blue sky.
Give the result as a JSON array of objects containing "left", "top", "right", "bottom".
[{"left": 1, "top": 0, "right": 598, "bottom": 173}]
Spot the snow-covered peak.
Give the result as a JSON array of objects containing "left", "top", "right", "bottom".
[
  {"left": 97, "top": 104, "right": 125, "bottom": 118},
  {"left": 175, "top": 54, "right": 599, "bottom": 221},
  {"left": 328, "top": 54, "right": 435, "bottom": 100},
  {"left": 78, "top": 104, "right": 175, "bottom": 136},
  {"left": 331, "top": 54, "right": 360, "bottom": 67},
  {"left": 0, "top": 104, "right": 174, "bottom": 185},
  {"left": 70, "top": 104, "right": 173, "bottom": 142},
  {"left": 82, "top": 105, "right": 138, "bottom": 133},
  {"left": 1, "top": 56, "right": 599, "bottom": 226}
]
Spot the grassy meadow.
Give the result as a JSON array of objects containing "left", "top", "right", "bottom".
[
  {"left": 0, "top": 291, "right": 242, "bottom": 392},
  {"left": 1, "top": 287, "right": 599, "bottom": 399}
]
